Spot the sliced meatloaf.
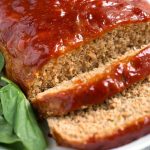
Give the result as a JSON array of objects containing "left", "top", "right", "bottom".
[
  {"left": 0, "top": 1, "right": 150, "bottom": 117},
  {"left": 33, "top": 45, "right": 150, "bottom": 116},
  {"left": 48, "top": 77, "right": 150, "bottom": 150}
]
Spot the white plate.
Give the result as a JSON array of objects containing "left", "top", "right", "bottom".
[{"left": 46, "top": 134, "right": 150, "bottom": 150}]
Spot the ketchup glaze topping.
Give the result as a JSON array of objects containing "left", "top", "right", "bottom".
[{"left": 0, "top": 0, "right": 150, "bottom": 67}]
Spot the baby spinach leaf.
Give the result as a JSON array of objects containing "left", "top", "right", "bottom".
[{"left": 0, "top": 83, "right": 47, "bottom": 150}]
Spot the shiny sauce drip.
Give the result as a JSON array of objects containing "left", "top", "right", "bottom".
[{"left": 0, "top": 0, "right": 150, "bottom": 67}]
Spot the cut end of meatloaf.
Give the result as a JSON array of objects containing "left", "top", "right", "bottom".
[
  {"left": 29, "top": 22, "right": 150, "bottom": 98},
  {"left": 47, "top": 77, "right": 150, "bottom": 150},
  {"left": 32, "top": 45, "right": 150, "bottom": 117}
]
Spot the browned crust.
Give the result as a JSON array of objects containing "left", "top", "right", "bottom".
[
  {"left": 0, "top": 44, "right": 35, "bottom": 94},
  {"left": 49, "top": 115, "right": 150, "bottom": 150},
  {"left": 33, "top": 46, "right": 150, "bottom": 117}
]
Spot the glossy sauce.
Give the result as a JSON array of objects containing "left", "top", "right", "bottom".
[
  {"left": 34, "top": 46, "right": 150, "bottom": 117},
  {"left": 0, "top": 0, "right": 150, "bottom": 67}
]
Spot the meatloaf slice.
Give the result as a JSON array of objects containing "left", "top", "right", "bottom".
[
  {"left": 47, "top": 77, "right": 150, "bottom": 150},
  {"left": 33, "top": 45, "right": 150, "bottom": 117}
]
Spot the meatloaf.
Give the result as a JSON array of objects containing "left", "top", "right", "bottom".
[
  {"left": 34, "top": 45, "right": 150, "bottom": 117},
  {"left": 0, "top": 0, "right": 150, "bottom": 117},
  {"left": 48, "top": 77, "right": 150, "bottom": 150}
]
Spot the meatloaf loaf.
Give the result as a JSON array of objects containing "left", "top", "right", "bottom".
[
  {"left": 0, "top": 0, "right": 150, "bottom": 117},
  {"left": 48, "top": 76, "right": 150, "bottom": 150}
]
